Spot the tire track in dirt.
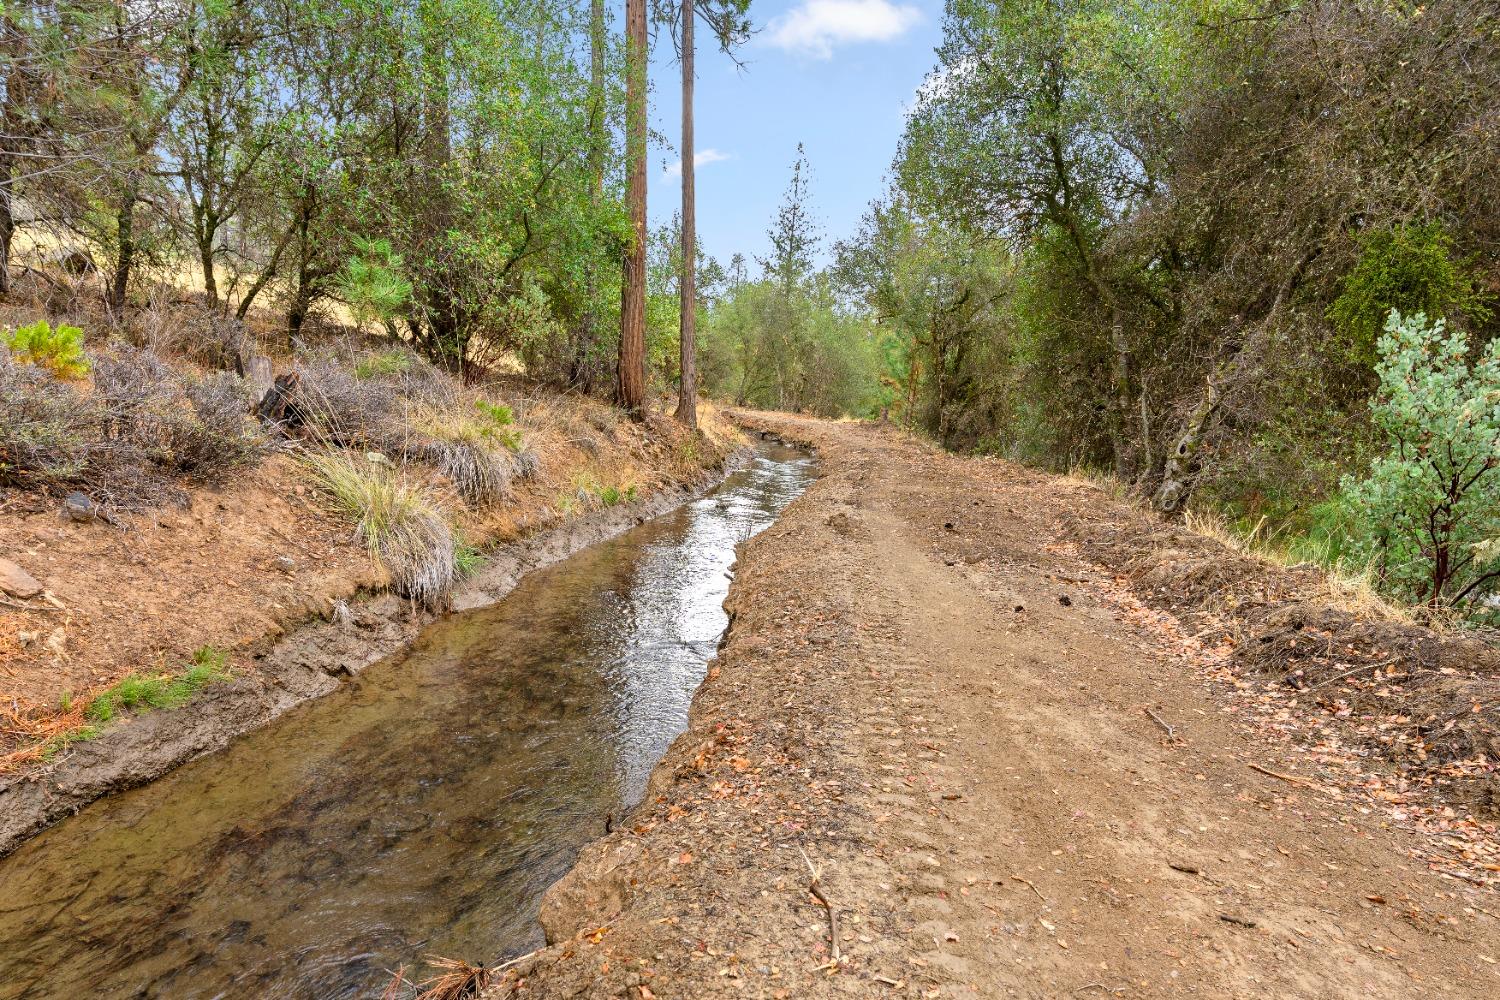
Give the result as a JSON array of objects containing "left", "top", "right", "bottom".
[{"left": 486, "top": 417, "right": 1499, "bottom": 999}]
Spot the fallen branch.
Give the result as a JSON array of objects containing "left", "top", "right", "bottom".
[
  {"left": 1248, "top": 762, "right": 1319, "bottom": 789},
  {"left": 0, "top": 595, "right": 60, "bottom": 612},
  {"left": 1143, "top": 706, "right": 1178, "bottom": 741},
  {"left": 1219, "top": 913, "right": 1258, "bottom": 928},
  {"left": 1310, "top": 658, "right": 1397, "bottom": 691},
  {"left": 801, "top": 849, "right": 840, "bottom": 965},
  {"left": 1011, "top": 874, "right": 1047, "bottom": 901}
]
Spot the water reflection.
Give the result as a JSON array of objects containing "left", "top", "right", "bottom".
[{"left": 0, "top": 443, "right": 815, "bottom": 1000}]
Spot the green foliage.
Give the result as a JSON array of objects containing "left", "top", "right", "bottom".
[
  {"left": 1329, "top": 224, "right": 1492, "bottom": 372},
  {"left": 354, "top": 350, "right": 414, "bottom": 380},
  {"left": 4, "top": 321, "right": 90, "bottom": 379},
  {"left": 1340, "top": 312, "right": 1500, "bottom": 610},
  {"left": 339, "top": 239, "right": 415, "bottom": 332},
  {"left": 453, "top": 533, "right": 485, "bottom": 578},
  {"left": 84, "top": 647, "right": 229, "bottom": 725}
]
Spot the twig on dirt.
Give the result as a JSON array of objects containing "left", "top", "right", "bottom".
[
  {"left": 1219, "top": 913, "right": 1258, "bottom": 928},
  {"left": 801, "top": 848, "right": 840, "bottom": 965},
  {"left": 1310, "top": 658, "right": 1398, "bottom": 691},
  {"left": 1074, "top": 983, "right": 1127, "bottom": 996},
  {"left": 1143, "top": 706, "right": 1178, "bottom": 741},
  {"left": 1011, "top": 874, "right": 1047, "bottom": 901},
  {"left": 490, "top": 946, "right": 545, "bottom": 974},
  {"left": 1167, "top": 861, "right": 1201, "bottom": 875},
  {"left": 1248, "top": 762, "right": 1320, "bottom": 789},
  {"left": 0, "top": 595, "right": 59, "bottom": 612}
]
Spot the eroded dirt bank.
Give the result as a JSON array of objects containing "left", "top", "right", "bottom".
[
  {"left": 489, "top": 416, "right": 1499, "bottom": 999},
  {"left": 0, "top": 429, "right": 748, "bottom": 859}
]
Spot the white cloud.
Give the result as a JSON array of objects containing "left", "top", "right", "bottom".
[
  {"left": 765, "top": 0, "right": 922, "bottom": 60},
  {"left": 664, "top": 148, "right": 732, "bottom": 179}
]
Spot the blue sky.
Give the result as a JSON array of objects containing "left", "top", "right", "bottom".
[{"left": 644, "top": 0, "right": 944, "bottom": 270}]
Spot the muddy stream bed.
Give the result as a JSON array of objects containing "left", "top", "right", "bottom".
[{"left": 0, "top": 442, "right": 815, "bottom": 999}]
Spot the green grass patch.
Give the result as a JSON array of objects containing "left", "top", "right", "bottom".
[
  {"left": 39, "top": 725, "right": 101, "bottom": 761},
  {"left": 353, "top": 349, "right": 412, "bottom": 380},
  {"left": 84, "top": 646, "right": 229, "bottom": 724},
  {"left": 454, "top": 533, "right": 485, "bottom": 577}
]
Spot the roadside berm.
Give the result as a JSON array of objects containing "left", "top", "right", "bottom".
[{"left": 487, "top": 414, "right": 1499, "bottom": 999}]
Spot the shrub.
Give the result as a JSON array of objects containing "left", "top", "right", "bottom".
[
  {"left": 1341, "top": 311, "right": 1500, "bottom": 610},
  {"left": 0, "top": 353, "right": 93, "bottom": 484},
  {"left": 474, "top": 398, "right": 522, "bottom": 451},
  {"left": 94, "top": 347, "right": 264, "bottom": 481},
  {"left": 4, "top": 320, "right": 90, "bottom": 379},
  {"left": 295, "top": 358, "right": 397, "bottom": 446},
  {"left": 303, "top": 449, "right": 455, "bottom": 609},
  {"left": 1330, "top": 224, "right": 1492, "bottom": 373},
  {"left": 172, "top": 372, "right": 265, "bottom": 478},
  {"left": 337, "top": 238, "right": 413, "bottom": 333}
]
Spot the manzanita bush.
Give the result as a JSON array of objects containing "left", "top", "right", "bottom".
[{"left": 1342, "top": 310, "right": 1500, "bottom": 612}]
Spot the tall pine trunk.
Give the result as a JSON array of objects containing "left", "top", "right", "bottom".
[
  {"left": 107, "top": 178, "right": 138, "bottom": 314},
  {"left": 674, "top": 0, "right": 697, "bottom": 428},
  {"left": 617, "top": 0, "right": 648, "bottom": 417}
]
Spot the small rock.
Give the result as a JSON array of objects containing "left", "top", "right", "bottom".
[
  {"left": 274, "top": 555, "right": 297, "bottom": 573},
  {"left": 60, "top": 492, "right": 98, "bottom": 523},
  {"left": 1058, "top": 594, "right": 1072, "bottom": 607},
  {"left": 17, "top": 631, "right": 37, "bottom": 648},
  {"left": 0, "top": 558, "right": 43, "bottom": 599}
]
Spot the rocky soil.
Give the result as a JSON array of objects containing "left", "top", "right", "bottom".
[{"left": 487, "top": 415, "right": 1500, "bottom": 1000}]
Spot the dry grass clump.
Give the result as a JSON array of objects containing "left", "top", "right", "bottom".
[
  {"left": 414, "top": 956, "right": 492, "bottom": 1000},
  {"left": 303, "top": 448, "right": 455, "bottom": 610},
  {"left": 290, "top": 344, "right": 526, "bottom": 509},
  {"left": 401, "top": 399, "right": 525, "bottom": 505},
  {"left": 1182, "top": 506, "right": 1411, "bottom": 623},
  {"left": 294, "top": 356, "right": 399, "bottom": 446}
]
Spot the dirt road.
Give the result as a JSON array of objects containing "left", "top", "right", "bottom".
[{"left": 488, "top": 416, "right": 1500, "bottom": 999}]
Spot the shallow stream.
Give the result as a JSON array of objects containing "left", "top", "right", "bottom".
[{"left": 0, "top": 442, "right": 814, "bottom": 999}]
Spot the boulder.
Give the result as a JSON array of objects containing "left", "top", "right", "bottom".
[{"left": 0, "top": 558, "right": 43, "bottom": 599}]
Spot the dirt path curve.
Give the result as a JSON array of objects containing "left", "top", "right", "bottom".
[{"left": 487, "top": 417, "right": 1499, "bottom": 999}]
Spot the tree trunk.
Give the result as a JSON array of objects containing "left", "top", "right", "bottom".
[
  {"left": 107, "top": 179, "right": 138, "bottom": 315},
  {"left": 1153, "top": 371, "right": 1222, "bottom": 516},
  {"left": 1106, "top": 299, "right": 1135, "bottom": 477},
  {"left": 198, "top": 226, "right": 219, "bottom": 308},
  {"left": 617, "top": 0, "right": 648, "bottom": 417},
  {"left": 0, "top": 177, "right": 12, "bottom": 298},
  {"left": 674, "top": 0, "right": 697, "bottom": 429}
]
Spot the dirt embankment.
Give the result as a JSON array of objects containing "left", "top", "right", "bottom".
[
  {"left": 0, "top": 398, "right": 747, "bottom": 858},
  {"left": 488, "top": 415, "right": 1498, "bottom": 1000}
]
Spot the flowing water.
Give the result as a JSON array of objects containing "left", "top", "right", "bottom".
[{"left": 0, "top": 442, "right": 815, "bottom": 1000}]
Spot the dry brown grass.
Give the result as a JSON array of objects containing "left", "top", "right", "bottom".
[
  {"left": 1182, "top": 506, "right": 1414, "bottom": 624},
  {"left": 413, "top": 956, "right": 491, "bottom": 1000}
]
